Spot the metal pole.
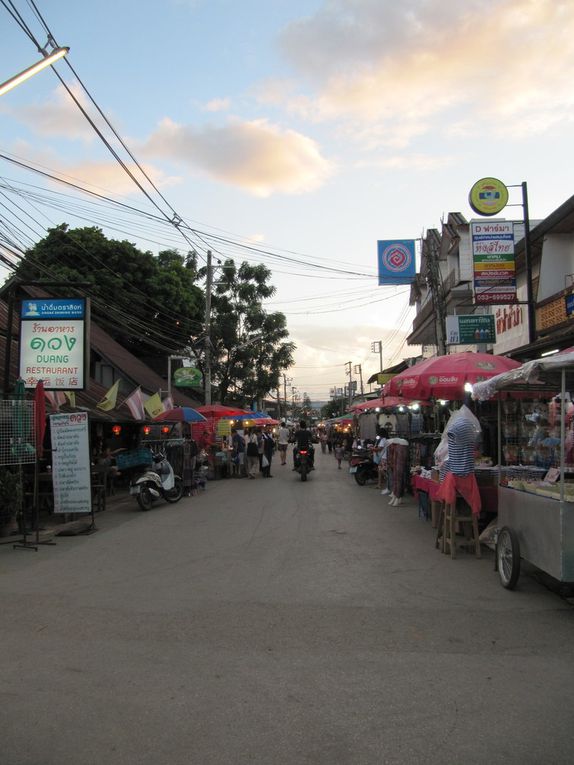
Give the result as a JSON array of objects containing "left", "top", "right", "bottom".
[
  {"left": 522, "top": 182, "right": 536, "bottom": 345},
  {"left": 560, "top": 368, "right": 565, "bottom": 503},
  {"left": 3, "top": 284, "right": 15, "bottom": 399},
  {"left": 204, "top": 250, "right": 212, "bottom": 405},
  {"left": 167, "top": 356, "right": 172, "bottom": 400}
]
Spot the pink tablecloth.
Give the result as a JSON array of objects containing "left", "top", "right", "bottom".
[
  {"left": 412, "top": 473, "right": 483, "bottom": 515},
  {"left": 435, "top": 472, "right": 482, "bottom": 516},
  {"left": 411, "top": 475, "right": 441, "bottom": 501}
]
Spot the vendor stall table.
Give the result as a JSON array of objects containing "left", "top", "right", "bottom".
[{"left": 473, "top": 352, "right": 574, "bottom": 589}]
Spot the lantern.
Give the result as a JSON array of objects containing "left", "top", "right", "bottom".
[
  {"left": 112, "top": 424, "right": 122, "bottom": 436},
  {"left": 143, "top": 425, "right": 151, "bottom": 436},
  {"left": 161, "top": 425, "right": 170, "bottom": 435}
]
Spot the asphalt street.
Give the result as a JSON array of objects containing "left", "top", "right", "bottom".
[{"left": 1, "top": 447, "right": 574, "bottom": 765}]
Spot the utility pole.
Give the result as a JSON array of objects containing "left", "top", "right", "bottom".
[
  {"left": 354, "top": 364, "right": 364, "bottom": 396},
  {"left": 425, "top": 231, "right": 447, "bottom": 355},
  {"left": 204, "top": 250, "right": 213, "bottom": 405},
  {"left": 371, "top": 340, "right": 383, "bottom": 375},
  {"left": 283, "top": 374, "right": 292, "bottom": 419},
  {"left": 345, "top": 361, "right": 353, "bottom": 406}
]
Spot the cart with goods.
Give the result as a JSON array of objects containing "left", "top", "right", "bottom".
[{"left": 473, "top": 352, "right": 574, "bottom": 591}]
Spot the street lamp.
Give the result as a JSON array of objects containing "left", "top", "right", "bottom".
[{"left": 0, "top": 46, "right": 70, "bottom": 97}]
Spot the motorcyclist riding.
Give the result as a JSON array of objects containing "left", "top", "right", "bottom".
[{"left": 293, "top": 419, "right": 315, "bottom": 471}]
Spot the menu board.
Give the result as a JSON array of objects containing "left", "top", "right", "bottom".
[{"left": 50, "top": 412, "right": 92, "bottom": 514}]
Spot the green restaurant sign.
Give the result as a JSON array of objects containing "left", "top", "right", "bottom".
[{"left": 446, "top": 315, "right": 496, "bottom": 345}]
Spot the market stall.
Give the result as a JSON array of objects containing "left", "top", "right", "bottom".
[{"left": 473, "top": 352, "right": 574, "bottom": 589}]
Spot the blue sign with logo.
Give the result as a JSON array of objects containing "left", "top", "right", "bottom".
[
  {"left": 21, "top": 298, "right": 85, "bottom": 319},
  {"left": 565, "top": 293, "right": 574, "bottom": 317},
  {"left": 377, "top": 240, "right": 416, "bottom": 285}
]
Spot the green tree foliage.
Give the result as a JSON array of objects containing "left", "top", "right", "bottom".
[
  {"left": 14, "top": 225, "right": 203, "bottom": 358},
  {"left": 321, "top": 398, "right": 346, "bottom": 419},
  {"left": 200, "top": 259, "right": 295, "bottom": 405}
]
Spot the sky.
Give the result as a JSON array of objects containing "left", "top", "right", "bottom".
[{"left": 1, "top": 0, "right": 574, "bottom": 404}]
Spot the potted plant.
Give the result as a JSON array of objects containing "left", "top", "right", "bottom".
[{"left": 0, "top": 467, "right": 23, "bottom": 536}]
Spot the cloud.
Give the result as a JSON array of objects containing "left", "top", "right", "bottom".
[
  {"left": 7, "top": 141, "right": 181, "bottom": 197},
  {"left": 144, "top": 117, "right": 333, "bottom": 196},
  {"left": 277, "top": 0, "right": 574, "bottom": 144},
  {"left": 4, "top": 85, "right": 100, "bottom": 142},
  {"left": 201, "top": 98, "right": 231, "bottom": 112}
]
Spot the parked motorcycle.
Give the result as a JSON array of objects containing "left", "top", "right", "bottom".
[
  {"left": 349, "top": 449, "right": 378, "bottom": 486},
  {"left": 130, "top": 451, "right": 183, "bottom": 510}
]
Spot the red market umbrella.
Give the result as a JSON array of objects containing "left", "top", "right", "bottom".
[
  {"left": 34, "top": 380, "right": 46, "bottom": 458},
  {"left": 388, "top": 352, "right": 521, "bottom": 401},
  {"left": 153, "top": 406, "right": 207, "bottom": 423}
]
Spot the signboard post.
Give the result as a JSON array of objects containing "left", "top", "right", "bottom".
[
  {"left": 471, "top": 221, "right": 516, "bottom": 304},
  {"left": 19, "top": 298, "right": 88, "bottom": 390},
  {"left": 50, "top": 412, "right": 93, "bottom": 519},
  {"left": 446, "top": 315, "right": 496, "bottom": 345}
]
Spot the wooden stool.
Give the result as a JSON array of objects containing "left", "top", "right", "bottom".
[{"left": 440, "top": 497, "right": 481, "bottom": 559}]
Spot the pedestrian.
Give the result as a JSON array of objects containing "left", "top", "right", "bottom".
[
  {"left": 182, "top": 431, "right": 198, "bottom": 496},
  {"left": 320, "top": 430, "right": 327, "bottom": 454},
  {"left": 372, "top": 427, "right": 390, "bottom": 494},
  {"left": 334, "top": 440, "right": 344, "bottom": 469},
  {"left": 256, "top": 427, "right": 264, "bottom": 473},
  {"left": 262, "top": 426, "right": 275, "bottom": 477},
  {"left": 246, "top": 427, "right": 260, "bottom": 478},
  {"left": 277, "top": 421, "right": 289, "bottom": 465},
  {"left": 231, "top": 428, "right": 246, "bottom": 477}
]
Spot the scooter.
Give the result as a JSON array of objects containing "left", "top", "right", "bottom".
[
  {"left": 349, "top": 449, "right": 378, "bottom": 486},
  {"left": 130, "top": 451, "right": 183, "bottom": 510}
]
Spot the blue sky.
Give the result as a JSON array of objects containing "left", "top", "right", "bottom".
[{"left": 2, "top": 0, "right": 574, "bottom": 401}]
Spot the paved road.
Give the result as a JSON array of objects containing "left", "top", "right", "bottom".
[{"left": 1, "top": 447, "right": 574, "bottom": 765}]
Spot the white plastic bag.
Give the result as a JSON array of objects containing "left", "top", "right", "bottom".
[{"left": 262, "top": 455, "right": 269, "bottom": 468}]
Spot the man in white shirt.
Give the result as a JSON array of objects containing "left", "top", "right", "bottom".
[{"left": 277, "top": 421, "right": 290, "bottom": 465}]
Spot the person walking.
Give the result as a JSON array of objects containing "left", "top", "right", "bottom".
[
  {"left": 277, "top": 421, "right": 289, "bottom": 465},
  {"left": 231, "top": 428, "right": 246, "bottom": 477},
  {"left": 182, "top": 432, "right": 198, "bottom": 496},
  {"left": 246, "top": 428, "right": 260, "bottom": 479},
  {"left": 334, "top": 440, "right": 344, "bottom": 469},
  {"left": 262, "top": 426, "right": 275, "bottom": 477}
]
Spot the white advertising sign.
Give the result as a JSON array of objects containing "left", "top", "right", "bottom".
[
  {"left": 19, "top": 298, "right": 87, "bottom": 390},
  {"left": 50, "top": 412, "right": 92, "bottom": 514}
]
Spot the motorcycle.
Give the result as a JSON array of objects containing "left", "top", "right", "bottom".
[
  {"left": 295, "top": 448, "right": 313, "bottom": 482},
  {"left": 130, "top": 451, "right": 183, "bottom": 510},
  {"left": 349, "top": 449, "right": 378, "bottom": 486}
]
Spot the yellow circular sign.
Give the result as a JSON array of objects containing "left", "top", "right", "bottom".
[{"left": 469, "top": 177, "right": 508, "bottom": 216}]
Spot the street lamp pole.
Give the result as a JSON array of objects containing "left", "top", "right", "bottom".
[{"left": 0, "top": 46, "right": 69, "bottom": 98}]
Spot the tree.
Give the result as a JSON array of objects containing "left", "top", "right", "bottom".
[
  {"left": 199, "top": 259, "right": 295, "bottom": 406},
  {"left": 13, "top": 224, "right": 204, "bottom": 359},
  {"left": 321, "top": 398, "right": 346, "bottom": 419}
]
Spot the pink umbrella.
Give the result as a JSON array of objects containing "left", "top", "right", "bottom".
[
  {"left": 388, "top": 352, "right": 521, "bottom": 400},
  {"left": 34, "top": 380, "right": 46, "bottom": 458}
]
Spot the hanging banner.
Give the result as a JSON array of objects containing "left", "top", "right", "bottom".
[
  {"left": 19, "top": 298, "right": 88, "bottom": 390},
  {"left": 471, "top": 221, "right": 516, "bottom": 304},
  {"left": 50, "top": 412, "right": 92, "bottom": 514},
  {"left": 377, "top": 240, "right": 416, "bottom": 285}
]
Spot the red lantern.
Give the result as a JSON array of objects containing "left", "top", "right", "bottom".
[
  {"left": 142, "top": 425, "right": 151, "bottom": 436},
  {"left": 112, "top": 424, "right": 121, "bottom": 436},
  {"left": 161, "top": 425, "right": 170, "bottom": 435}
]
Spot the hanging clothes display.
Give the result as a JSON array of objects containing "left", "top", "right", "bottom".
[{"left": 386, "top": 437, "right": 409, "bottom": 506}]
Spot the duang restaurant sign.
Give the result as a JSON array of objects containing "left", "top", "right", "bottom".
[{"left": 19, "top": 298, "right": 89, "bottom": 390}]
